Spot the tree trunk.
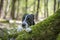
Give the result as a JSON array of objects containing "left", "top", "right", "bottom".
[
  {"left": 33, "top": 0, "right": 36, "bottom": 13},
  {"left": 58, "top": 0, "right": 60, "bottom": 9},
  {"left": 16, "top": 9, "right": 60, "bottom": 40},
  {"left": 25, "top": 0, "right": 28, "bottom": 13},
  {"left": 36, "top": 0, "right": 40, "bottom": 21},
  {"left": 3, "top": 0, "right": 8, "bottom": 19},
  {"left": 10, "top": 0, "right": 16, "bottom": 19},
  {"left": 16, "top": 0, "right": 20, "bottom": 20},
  {"left": 44, "top": 0, "right": 48, "bottom": 18},
  {"left": 58, "top": 1, "right": 59, "bottom": 9},
  {"left": 0, "top": 0, "right": 3, "bottom": 18},
  {"left": 54, "top": 0, "right": 56, "bottom": 13},
  {"left": 46, "top": 0, "right": 48, "bottom": 17}
]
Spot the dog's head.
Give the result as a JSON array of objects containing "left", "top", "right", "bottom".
[{"left": 22, "top": 14, "right": 35, "bottom": 28}]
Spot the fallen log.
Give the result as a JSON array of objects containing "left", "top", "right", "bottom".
[{"left": 16, "top": 9, "right": 60, "bottom": 40}]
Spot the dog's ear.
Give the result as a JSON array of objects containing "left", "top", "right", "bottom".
[
  {"left": 30, "top": 14, "right": 34, "bottom": 20},
  {"left": 22, "top": 14, "right": 28, "bottom": 21},
  {"left": 30, "top": 14, "right": 35, "bottom": 25}
]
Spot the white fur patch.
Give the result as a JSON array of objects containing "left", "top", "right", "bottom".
[
  {"left": 17, "top": 25, "right": 32, "bottom": 32},
  {"left": 25, "top": 27, "right": 32, "bottom": 32},
  {"left": 17, "top": 25, "right": 23, "bottom": 32}
]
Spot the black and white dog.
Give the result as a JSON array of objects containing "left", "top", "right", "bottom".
[
  {"left": 22, "top": 14, "right": 35, "bottom": 28},
  {"left": 17, "top": 14, "right": 35, "bottom": 32}
]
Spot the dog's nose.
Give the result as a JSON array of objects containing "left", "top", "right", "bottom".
[{"left": 22, "top": 23, "right": 26, "bottom": 27}]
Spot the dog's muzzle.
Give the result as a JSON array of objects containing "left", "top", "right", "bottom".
[{"left": 22, "top": 20, "right": 28, "bottom": 28}]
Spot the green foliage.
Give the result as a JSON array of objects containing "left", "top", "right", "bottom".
[
  {"left": 16, "top": 9, "right": 60, "bottom": 40},
  {"left": 0, "top": 28, "right": 8, "bottom": 40}
]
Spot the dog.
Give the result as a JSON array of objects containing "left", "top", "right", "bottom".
[
  {"left": 17, "top": 14, "right": 35, "bottom": 32},
  {"left": 22, "top": 14, "right": 35, "bottom": 28}
]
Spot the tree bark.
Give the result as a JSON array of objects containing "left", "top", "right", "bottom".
[
  {"left": 44, "top": 0, "right": 48, "bottom": 18},
  {"left": 58, "top": 0, "right": 60, "bottom": 9},
  {"left": 0, "top": 0, "right": 3, "bottom": 18},
  {"left": 54, "top": 0, "right": 56, "bottom": 13},
  {"left": 3, "top": 0, "right": 8, "bottom": 19},
  {"left": 16, "top": 0, "right": 20, "bottom": 20},
  {"left": 25, "top": 0, "right": 28, "bottom": 13},
  {"left": 10, "top": 0, "right": 16, "bottom": 19},
  {"left": 46, "top": 0, "right": 48, "bottom": 17},
  {"left": 36, "top": 0, "right": 40, "bottom": 21},
  {"left": 33, "top": 0, "right": 36, "bottom": 13}
]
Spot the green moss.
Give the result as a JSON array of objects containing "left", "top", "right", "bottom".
[
  {"left": 16, "top": 9, "right": 60, "bottom": 40},
  {"left": 56, "top": 34, "right": 60, "bottom": 40},
  {"left": 0, "top": 28, "right": 9, "bottom": 40},
  {"left": 0, "top": 20, "right": 9, "bottom": 23}
]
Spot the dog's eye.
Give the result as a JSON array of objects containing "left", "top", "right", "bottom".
[
  {"left": 27, "top": 18, "right": 30, "bottom": 21},
  {"left": 28, "top": 18, "right": 29, "bottom": 19}
]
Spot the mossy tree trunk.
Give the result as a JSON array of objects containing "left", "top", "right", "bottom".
[{"left": 16, "top": 9, "right": 60, "bottom": 40}]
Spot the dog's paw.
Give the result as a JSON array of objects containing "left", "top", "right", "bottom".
[
  {"left": 25, "top": 27, "right": 32, "bottom": 33},
  {"left": 17, "top": 25, "right": 23, "bottom": 32}
]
